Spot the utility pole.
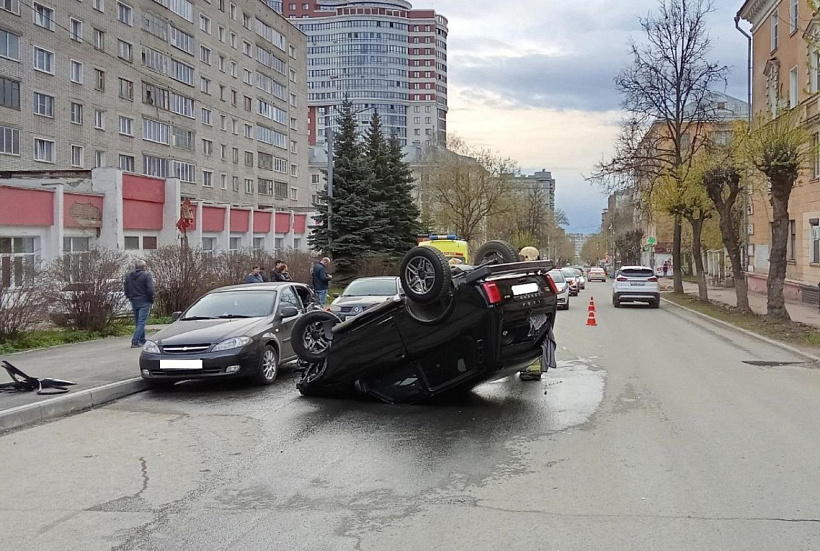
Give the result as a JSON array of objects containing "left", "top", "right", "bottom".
[{"left": 735, "top": 14, "right": 752, "bottom": 272}]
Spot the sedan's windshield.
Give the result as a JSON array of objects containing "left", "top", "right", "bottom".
[
  {"left": 183, "top": 291, "right": 276, "bottom": 319},
  {"left": 343, "top": 279, "right": 398, "bottom": 297},
  {"left": 620, "top": 268, "right": 654, "bottom": 278},
  {"left": 549, "top": 270, "right": 566, "bottom": 283},
  {"left": 560, "top": 268, "right": 577, "bottom": 278}
]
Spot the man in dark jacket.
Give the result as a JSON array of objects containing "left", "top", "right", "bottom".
[
  {"left": 270, "top": 259, "right": 288, "bottom": 282},
  {"left": 124, "top": 259, "right": 155, "bottom": 348},
  {"left": 312, "top": 257, "right": 332, "bottom": 305}
]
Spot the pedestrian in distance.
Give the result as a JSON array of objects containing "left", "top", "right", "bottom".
[
  {"left": 312, "top": 257, "right": 332, "bottom": 305},
  {"left": 662, "top": 260, "right": 669, "bottom": 278},
  {"left": 270, "top": 259, "right": 290, "bottom": 282},
  {"left": 124, "top": 259, "right": 155, "bottom": 349},
  {"left": 244, "top": 265, "right": 264, "bottom": 284}
]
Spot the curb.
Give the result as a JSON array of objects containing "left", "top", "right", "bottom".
[
  {"left": 660, "top": 297, "right": 820, "bottom": 363},
  {"left": 0, "top": 378, "right": 148, "bottom": 433}
]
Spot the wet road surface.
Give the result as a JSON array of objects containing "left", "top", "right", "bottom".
[{"left": 2, "top": 290, "right": 820, "bottom": 550}]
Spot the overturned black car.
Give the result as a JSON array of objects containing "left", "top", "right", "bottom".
[{"left": 292, "top": 241, "right": 559, "bottom": 403}]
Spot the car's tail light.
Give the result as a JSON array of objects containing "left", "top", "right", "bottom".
[
  {"left": 617, "top": 276, "right": 628, "bottom": 282},
  {"left": 546, "top": 274, "right": 560, "bottom": 294},
  {"left": 647, "top": 276, "right": 658, "bottom": 282},
  {"left": 481, "top": 281, "right": 502, "bottom": 304}
]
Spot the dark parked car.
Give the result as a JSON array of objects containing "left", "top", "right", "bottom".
[
  {"left": 291, "top": 241, "right": 559, "bottom": 404},
  {"left": 328, "top": 276, "right": 401, "bottom": 321},
  {"left": 139, "top": 282, "right": 319, "bottom": 387}
]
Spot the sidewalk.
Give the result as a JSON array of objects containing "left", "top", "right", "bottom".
[
  {"left": 659, "top": 278, "right": 820, "bottom": 328},
  {"left": 0, "top": 326, "right": 166, "bottom": 431}
]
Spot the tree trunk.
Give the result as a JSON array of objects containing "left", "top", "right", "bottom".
[
  {"left": 688, "top": 216, "right": 709, "bottom": 301},
  {"left": 672, "top": 214, "right": 683, "bottom": 294},
  {"left": 716, "top": 205, "right": 750, "bottom": 312},
  {"left": 767, "top": 181, "right": 792, "bottom": 320}
]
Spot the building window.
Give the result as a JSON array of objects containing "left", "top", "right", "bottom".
[
  {"left": 274, "top": 181, "right": 287, "bottom": 200},
  {"left": 94, "top": 110, "right": 105, "bottom": 130},
  {"left": 311, "top": 174, "right": 320, "bottom": 184},
  {"left": 232, "top": 176, "right": 239, "bottom": 191},
  {"left": 119, "top": 116, "right": 133, "bottom": 136},
  {"left": 290, "top": 164, "right": 298, "bottom": 177},
  {"left": 0, "top": 29, "right": 19, "bottom": 62},
  {"left": 202, "top": 170, "right": 213, "bottom": 187},
  {"left": 119, "top": 154, "right": 135, "bottom": 171},
  {"left": 812, "top": 221, "right": 820, "bottom": 263},
  {"left": 245, "top": 178, "right": 253, "bottom": 194},
  {"left": 117, "top": 2, "right": 133, "bottom": 26},
  {"left": 0, "top": 77, "right": 19, "bottom": 110},
  {"left": 200, "top": 45, "right": 211, "bottom": 65},
  {"left": 232, "top": 147, "right": 239, "bottom": 163},
  {"left": 33, "top": 137, "right": 55, "bottom": 163},
  {"left": 124, "top": 236, "right": 140, "bottom": 250},
  {"left": 0, "top": 237, "right": 39, "bottom": 288},
  {"left": 94, "top": 68, "right": 105, "bottom": 91},
  {"left": 0, "top": 125, "right": 20, "bottom": 155},
  {"left": 253, "top": 237, "right": 264, "bottom": 250},
  {"left": 791, "top": 0, "right": 799, "bottom": 33},
  {"left": 200, "top": 14, "right": 211, "bottom": 33},
  {"left": 69, "top": 18, "right": 83, "bottom": 41},
  {"left": 201, "top": 107, "right": 212, "bottom": 125},
  {"left": 33, "top": 3, "right": 55, "bottom": 30},
  {"left": 93, "top": 0, "right": 103, "bottom": 12},
  {"left": 142, "top": 236, "right": 158, "bottom": 250},
  {"left": 119, "top": 78, "right": 134, "bottom": 100},
  {"left": 202, "top": 237, "right": 215, "bottom": 252},
  {"left": 290, "top": 187, "right": 297, "bottom": 201},
  {"left": 94, "top": 150, "right": 106, "bottom": 167},
  {"left": 790, "top": 66, "right": 798, "bottom": 108},
  {"left": 143, "top": 118, "right": 169, "bottom": 143},
  {"left": 202, "top": 139, "right": 213, "bottom": 155},
  {"left": 245, "top": 150, "right": 253, "bottom": 166},
  {"left": 229, "top": 237, "right": 241, "bottom": 251},
  {"left": 771, "top": 12, "right": 779, "bottom": 51},
  {"left": 70, "top": 102, "right": 83, "bottom": 124},
  {"left": 788, "top": 220, "right": 797, "bottom": 260},
  {"left": 814, "top": 134, "right": 820, "bottom": 178},
  {"left": 93, "top": 28, "right": 104, "bottom": 50},
  {"left": 33, "top": 46, "right": 54, "bottom": 74},
  {"left": 33, "top": 92, "right": 54, "bottom": 117},
  {"left": 201, "top": 77, "right": 211, "bottom": 94},
  {"left": 221, "top": 173, "right": 228, "bottom": 189},
  {"left": 118, "top": 40, "right": 133, "bottom": 62},
  {"left": 143, "top": 154, "right": 168, "bottom": 177},
  {"left": 68, "top": 60, "right": 83, "bottom": 84},
  {"left": 70, "top": 145, "right": 84, "bottom": 167},
  {"left": 173, "top": 160, "right": 196, "bottom": 183}
]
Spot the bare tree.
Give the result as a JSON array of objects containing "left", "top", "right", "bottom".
[
  {"left": 589, "top": 0, "right": 728, "bottom": 295},
  {"left": 421, "top": 136, "right": 518, "bottom": 243}
]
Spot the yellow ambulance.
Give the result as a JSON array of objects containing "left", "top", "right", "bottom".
[{"left": 418, "top": 235, "right": 471, "bottom": 265}]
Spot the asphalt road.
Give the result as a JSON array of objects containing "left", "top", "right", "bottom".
[{"left": 2, "top": 286, "right": 820, "bottom": 550}]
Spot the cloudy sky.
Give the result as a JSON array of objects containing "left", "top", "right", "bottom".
[{"left": 427, "top": 0, "right": 749, "bottom": 234}]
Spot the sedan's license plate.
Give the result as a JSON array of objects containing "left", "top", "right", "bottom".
[
  {"left": 160, "top": 359, "right": 203, "bottom": 370},
  {"left": 629, "top": 282, "right": 645, "bottom": 286},
  {"left": 512, "top": 282, "right": 539, "bottom": 296}
]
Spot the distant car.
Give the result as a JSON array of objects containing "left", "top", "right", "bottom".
[
  {"left": 587, "top": 267, "right": 607, "bottom": 282},
  {"left": 139, "top": 282, "right": 320, "bottom": 387},
  {"left": 328, "top": 276, "right": 401, "bottom": 321},
  {"left": 560, "top": 268, "right": 580, "bottom": 296},
  {"left": 612, "top": 266, "right": 660, "bottom": 308},
  {"left": 573, "top": 268, "right": 586, "bottom": 289},
  {"left": 549, "top": 269, "right": 570, "bottom": 310}
]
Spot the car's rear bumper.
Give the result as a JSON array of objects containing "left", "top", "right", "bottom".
[{"left": 614, "top": 291, "right": 660, "bottom": 303}]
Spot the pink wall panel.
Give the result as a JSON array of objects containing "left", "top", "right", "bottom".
[
  {"left": 123, "top": 199, "right": 163, "bottom": 230},
  {"left": 275, "top": 212, "right": 291, "bottom": 233},
  {"left": 293, "top": 214, "right": 307, "bottom": 234},
  {"left": 64, "top": 193, "right": 104, "bottom": 228},
  {"left": 230, "top": 209, "right": 250, "bottom": 233},
  {"left": 202, "top": 206, "right": 225, "bottom": 232},
  {"left": 0, "top": 187, "right": 53, "bottom": 226},
  {"left": 253, "top": 211, "right": 271, "bottom": 233},
  {"left": 123, "top": 174, "right": 165, "bottom": 203}
]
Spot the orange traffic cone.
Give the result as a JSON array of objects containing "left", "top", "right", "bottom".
[
  {"left": 586, "top": 309, "right": 597, "bottom": 326},
  {"left": 588, "top": 296, "right": 596, "bottom": 312}
]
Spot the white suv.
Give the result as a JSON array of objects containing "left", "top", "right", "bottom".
[{"left": 612, "top": 266, "right": 660, "bottom": 308}]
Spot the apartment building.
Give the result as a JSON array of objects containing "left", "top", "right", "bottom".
[
  {"left": 0, "top": 0, "right": 310, "bottom": 213},
  {"left": 511, "top": 170, "right": 556, "bottom": 215},
  {"left": 282, "top": 0, "right": 448, "bottom": 148},
  {"left": 739, "top": 0, "right": 820, "bottom": 301}
]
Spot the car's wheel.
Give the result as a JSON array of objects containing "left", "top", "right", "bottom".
[
  {"left": 652, "top": 298, "right": 661, "bottom": 309},
  {"left": 613, "top": 296, "right": 620, "bottom": 308},
  {"left": 292, "top": 310, "right": 341, "bottom": 362},
  {"left": 399, "top": 246, "right": 452, "bottom": 304},
  {"left": 474, "top": 240, "right": 519, "bottom": 265},
  {"left": 252, "top": 344, "right": 279, "bottom": 385}
]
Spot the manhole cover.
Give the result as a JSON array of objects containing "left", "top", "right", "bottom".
[{"left": 742, "top": 360, "right": 803, "bottom": 367}]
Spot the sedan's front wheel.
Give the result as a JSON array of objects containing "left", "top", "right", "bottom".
[{"left": 252, "top": 344, "right": 279, "bottom": 385}]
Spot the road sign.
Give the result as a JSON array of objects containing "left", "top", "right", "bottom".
[{"left": 647, "top": 236, "right": 657, "bottom": 246}]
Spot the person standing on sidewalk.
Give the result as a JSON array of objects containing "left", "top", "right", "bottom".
[
  {"left": 244, "top": 265, "right": 264, "bottom": 284},
  {"left": 124, "top": 259, "right": 155, "bottom": 349},
  {"left": 312, "top": 257, "right": 332, "bottom": 305}
]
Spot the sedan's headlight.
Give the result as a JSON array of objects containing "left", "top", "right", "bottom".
[
  {"left": 212, "top": 336, "right": 253, "bottom": 351},
  {"left": 143, "top": 341, "right": 160, "bottom": 353}
]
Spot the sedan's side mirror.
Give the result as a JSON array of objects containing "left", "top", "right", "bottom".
[
  {"left": 171, "top": 311, "right": 182, "bottom": 322},
  {"left": 280, "top": 306, "right": 299, "bottom": 319}
]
